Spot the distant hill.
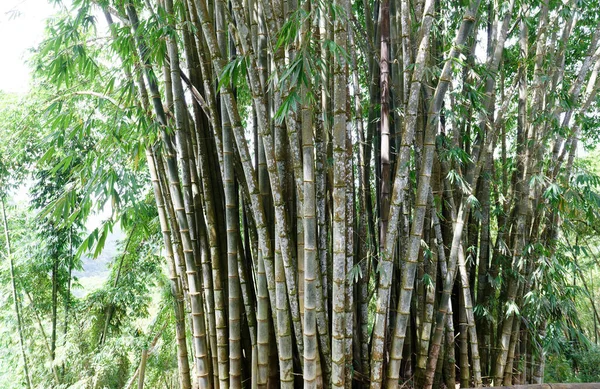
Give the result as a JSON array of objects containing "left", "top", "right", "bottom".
[{"left": 72, "top": 227, "right": 124, "bottom": 297}]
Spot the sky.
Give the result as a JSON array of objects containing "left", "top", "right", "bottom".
[{"left": 0, "top": 0, "right": 58, "bottom": 94}]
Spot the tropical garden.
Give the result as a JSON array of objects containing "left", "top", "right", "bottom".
[{"left": 1, "top": 0, "right": 600, "bottom": 387}]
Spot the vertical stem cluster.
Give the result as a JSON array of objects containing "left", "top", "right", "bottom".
[{"left": 31, "top": 0, "right": 600, "bottom": 388}]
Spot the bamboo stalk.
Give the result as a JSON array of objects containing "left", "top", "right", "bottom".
[
  {"left": 302, "top": 70, "right": 318, "bottom": 389},
  {"left": 2, "top": 197, "right": 32, "bottom": 389},
  {"left": 331, "top": 0, "right": 349, "bottom": 385},
  {"left": 146, "top": 149, "right": 193, "bottom": 389}
]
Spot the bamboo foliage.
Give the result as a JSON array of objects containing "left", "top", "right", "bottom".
[{"left": 22, "top": 0, "right": 600, "bottom": 387}]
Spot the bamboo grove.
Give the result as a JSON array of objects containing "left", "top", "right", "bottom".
[{"left": 16, "top": 0, "right": 600, "bottom": 387}]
